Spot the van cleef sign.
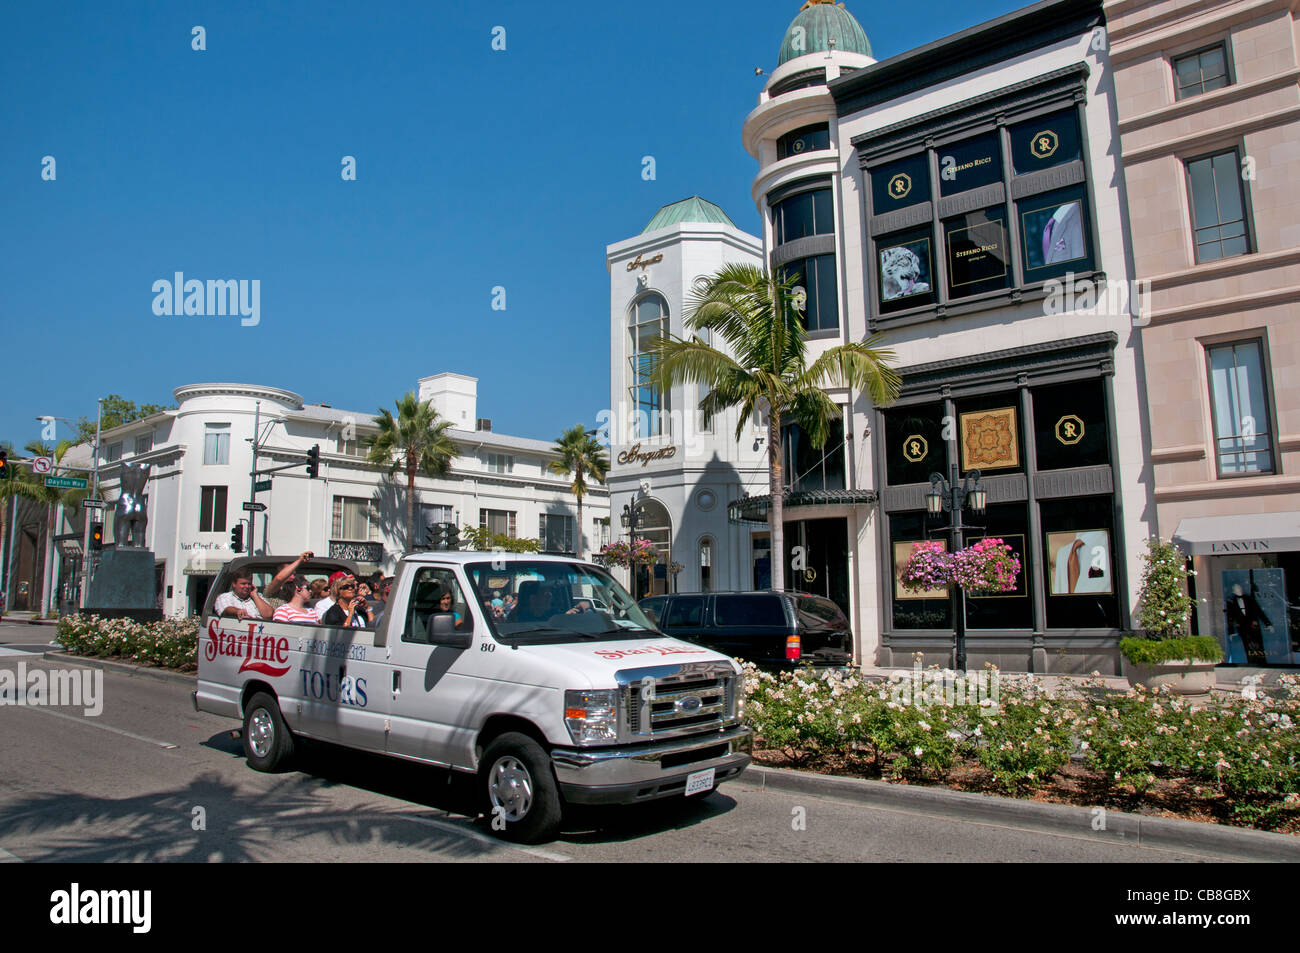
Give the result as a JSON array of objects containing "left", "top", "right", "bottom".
[{"left": 617, "top": 443, "right": 677, "bottom": 467}]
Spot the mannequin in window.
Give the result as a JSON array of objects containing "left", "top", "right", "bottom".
[{"left": 1224, "top": 583, "right": 1270, "bottom": 665}]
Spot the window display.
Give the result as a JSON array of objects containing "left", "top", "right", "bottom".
[
  {"left": 1009, "top": 109, "right": 1082, "bottom": 173},
  {"left": 870, "top": 152, "right": 931, "bottom": 212},
  {"left": 1046, "top": 529, "right": 1113, "bottom": 596},
  {"left": 1019, "top": 186, "right": 1093, "bottom": 279},
  {"left": 877, "top": 231, "right": 936, "bottom": 312},
  {"left": 1220, "top": 568, "right": 1289, "bottom": 664},
  {"left": 937, "top": 130, "right": 1002, "bottom": 196},
  {"left": 959, "top": 406, "right": 1019, "bottom": 471},
  {"left": 944, "top": 208, "right": 1010, "bottom": 298}
]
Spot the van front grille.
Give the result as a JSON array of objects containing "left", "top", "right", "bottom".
[{"left": 624, "top": 664, "right": 736, "bottom": 739}]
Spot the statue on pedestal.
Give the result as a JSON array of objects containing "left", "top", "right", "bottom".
[{"left": 114, "top": 462, "right": 151, "bottom": 549}]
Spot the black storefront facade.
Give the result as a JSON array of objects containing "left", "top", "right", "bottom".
[{"left": 873, "top": 333, "right": 1133, "bottom": 673}]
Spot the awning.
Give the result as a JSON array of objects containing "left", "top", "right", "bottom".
[
  {"left": 1172, "top": 511, "right": 1300, "bottom": 556},
  {"left": 729, "top": 488, "right": 878, "bottom": 524}
]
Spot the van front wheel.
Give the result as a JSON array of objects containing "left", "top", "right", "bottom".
[
  {"left": 243, "top": 692, "right": 295, "bottom": 772},
  {"left": 481, "top": 732, "right": 562, "bottom": 843}
]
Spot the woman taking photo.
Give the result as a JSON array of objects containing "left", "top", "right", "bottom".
[{"left": 321, "top": 576, "right": 374, "bottom": 628}]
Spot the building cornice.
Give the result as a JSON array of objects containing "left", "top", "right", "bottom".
[
  {"left": 1117, "top": 67, "right": 1300, "bottom": 134},
  {"left": 895, "top": 332, "right": 1119, "bottom": 398},
  {"left": 850, "top": 63, "right": 1091, "bottom": 161},
  {"left": 831, "top": 0, "right": 1102, "bottom": 118},
  {"left": 1106, "top": 0, "right": 1299, "bottom": 61},
  {"left": 173, "top": 382, "right": 304, "bottom": 408},
  {"left": 1121, "top": 102, "right": 1300, "bottom": 163}
]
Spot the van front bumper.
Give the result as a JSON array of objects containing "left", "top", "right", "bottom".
[{"left": 550, "top": 725, "right": 752, "bottom": 805}]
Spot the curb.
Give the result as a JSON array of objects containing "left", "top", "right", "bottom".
[
  {"left": 740, "top": 763, "right": 1300, "bottom": 861},
  {"left": 42, "top": 651, "right": 197, "bottom": 687}
]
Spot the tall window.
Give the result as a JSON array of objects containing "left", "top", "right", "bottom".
[
  {"left": 538, "top": 513, "right": 575, "bottom": 553},
  {"left": 629, "top": 294, "right": 670, "bottom": 438},
  {"left": 779, "top": 254, "right": 839, "bottom": 332},
  {"left": 199, "top": 486, "right": 228, "bottom": 533},
  {"left": 332, "top": 496, "right": 381, "bottom": 541},
  {"left": 1206, "top": 340, "right": 1274, "bottom": 476},
  {"left": 699, "top": 537, "right": 714, "bottom": 593},
  {"left": 782, "top": 419, "right": 846, "bottom": 492},
  {"left": 1186, "top": 149, "right": 1250, "bottom": 262},
  {"left": 134, "top": 433, "right": 153, "bottom": 455},
  {"left": 106, "top": 442, "right": 122, "bottom": 463},
  {"left": 772, "top": 187, "right": 834, "bottom": 244},
  {"left": 484, "top": 453, "right": 514, "bottom": 473},
  {"left": 480, "top": 508, "right": 516, "bottom": 538},
  {"left": 1174, "top": 43, "right": 1230, "bottom": 100},
  {"left": 204, "top": 423, "right": 230, "bottom": 465}
]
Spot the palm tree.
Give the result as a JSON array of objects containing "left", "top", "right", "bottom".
[
  {"left": 650, "top": 262, "right": 901, "bottom": 591},
  {"left": 548, "top": 424, "right": 609, "bottom": 558},
  {"left": 365, "top": 393, "right": 459, "bottom": 550},
  {"left": 21, "top": 440, "right": 83, "bottom": 615}
]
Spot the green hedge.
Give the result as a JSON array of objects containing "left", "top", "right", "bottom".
[
  {"left": 56, "top": 615, "right": 199, "bottom": 671},
  {"left": 1119, "top": 635, "right": 1224, "bottom": 665}
]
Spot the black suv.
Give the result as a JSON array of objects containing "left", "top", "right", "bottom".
[{"left": 637, "top": 591, "right": 852, "bottom": 668}]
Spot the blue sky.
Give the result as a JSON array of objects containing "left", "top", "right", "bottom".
[{"left": 1, "top": 0, "right": 1030, "bottom": 450}]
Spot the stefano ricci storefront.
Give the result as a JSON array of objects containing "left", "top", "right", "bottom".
[{"left": 873, "top": 335, "right": 1136, "bottom": 673}]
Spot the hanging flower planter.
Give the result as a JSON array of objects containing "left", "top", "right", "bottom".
[
  {"left": 596, "top": 538, "right": 657, "bottom": 570},
  {"left": 898, "top": 538, "right": 1020, "bottom": 595}
]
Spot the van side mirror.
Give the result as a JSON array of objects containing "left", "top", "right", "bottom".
[{"left": 429, "top": 612, "right": 471, "bottom": 649}]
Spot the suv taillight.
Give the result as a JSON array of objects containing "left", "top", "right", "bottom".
[{"left": 786, "top": 634, "right": 801, "bottom": 661}]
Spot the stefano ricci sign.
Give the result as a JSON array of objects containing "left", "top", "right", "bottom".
[{"left": 617, "top": 443, "right": 677, "bottom": 467}]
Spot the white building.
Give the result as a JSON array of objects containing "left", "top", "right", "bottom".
[
  {"left": 604, "top": 197, "right": 768, "bottom": 598},
  {"left": 63, "top": 374, "right": 609, "bottom": 616}
]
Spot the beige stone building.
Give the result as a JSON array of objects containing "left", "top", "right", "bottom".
[{"left": 1108, "top": 0, "right": 1300, "bottom": 664}]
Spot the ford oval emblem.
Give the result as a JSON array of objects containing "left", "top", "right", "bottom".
[{"left": 677, "top": 694, "right": 702, "bottom": 714}]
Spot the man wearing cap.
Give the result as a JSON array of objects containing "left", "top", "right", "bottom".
[{"left": 314, "top": 570, "right": 352, "bottom": 621}]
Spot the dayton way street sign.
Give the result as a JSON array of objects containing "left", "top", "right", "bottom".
[{"left": 44, "top": 476, "right": 88, "bottom": 490}]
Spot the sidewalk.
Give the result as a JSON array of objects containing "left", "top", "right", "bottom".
[{"left": 0, "top": 610, "right": 59, "bottom": 626}]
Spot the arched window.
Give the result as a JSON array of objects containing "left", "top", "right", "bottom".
[
  {"left": 636, "top": 498, "right": 672, "bottom": 597},
  {"left": 628, "top": 294, "right": 671, "bottom": 438}
]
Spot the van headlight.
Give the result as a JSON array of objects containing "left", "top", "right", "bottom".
[{"left": 564, "top": 689, "right": 620, "bottom": 744}]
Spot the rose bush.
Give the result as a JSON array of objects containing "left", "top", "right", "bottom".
[{"left": 56, "top": 614, "right": 199, "bottom": 671}]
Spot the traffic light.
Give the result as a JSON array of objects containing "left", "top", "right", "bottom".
[
  {"left": 0, "top": 449, "right": 8, "bottom": 480},
  {"left": 441, "top": 522, "right": 459, "bottom": 551},
  {"left": 306, "top": 444, "right": 320, "bottom": 478},
  {"left": 90, "top": 523, "right": 103, "bottom": 550},
  {"left": 230, "top": 523, "right": 244, "bottom": 553}
]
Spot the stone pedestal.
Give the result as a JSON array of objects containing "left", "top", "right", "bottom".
[{"left": 85, "top": 549, "right": 162, "bottom": 623}]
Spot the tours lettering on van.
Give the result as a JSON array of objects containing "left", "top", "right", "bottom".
[
  {"left": 205, "top": 619, "right": 291, "bottom": 677},
  {"left": 300, "top": 670, "right": 368, "bottom": 708},
  {"left": 595, "top": 644, "right": 709, "bottom": 660}
]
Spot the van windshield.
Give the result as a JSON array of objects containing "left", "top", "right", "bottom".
[{"left": 466, "top": 561, "right": 659, "bottom": 644}]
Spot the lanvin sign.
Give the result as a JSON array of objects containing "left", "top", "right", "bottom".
[{"left": 1210, "top": 540, "right": 1272, "bottom": 553}]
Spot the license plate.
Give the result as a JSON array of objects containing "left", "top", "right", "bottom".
[{"left": 684, "top": 767, "right": 715, "bottom": 797}]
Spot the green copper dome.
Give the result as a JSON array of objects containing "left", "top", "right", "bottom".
[
  {"left": 641, "top": 196, "right": 736, "bottom": 234},
  {"left": 777, "top": 1, "right": 872, "bottom": 66}
]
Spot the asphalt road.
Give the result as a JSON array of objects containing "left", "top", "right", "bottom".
[{"left": 0, "top": 623, "right": 1239, "bottom": 863}]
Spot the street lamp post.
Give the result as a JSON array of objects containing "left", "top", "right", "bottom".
[
  {"left": 620, "top": 500, "right": 645, "bottom": 600},
  {"left": 925, "top": 464, "right": 988, "bottom": 673},
  {"left": 78, "top": 400, "right": 104, "bottom": 610}
]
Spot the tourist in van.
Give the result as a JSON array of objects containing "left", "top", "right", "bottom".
[
  {"left": 272, "top": 576, "right": 319, "bottom": 624},
  {"left": 307, "top": 578, "right": 330, "bottom": 607},
  {"left": 215, "top": 569, "right": 274, "bottom": 620},
  {"left": 321, "top": 576, "right": 373, "bottom": 628},
  {"left": 313, "top": 570, "right": 351, "bottom": 621}
]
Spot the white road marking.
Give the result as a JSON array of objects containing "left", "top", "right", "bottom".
[
  {"left": 10, "top": 705, "right": 179, "bottom": 749},
  {"left": 0, "top": 847, "right": 22, "bottom": 863},
  {"left": 0, "top": 647, "right": 36, "bottom": 656},
  {"left": 400, "top": 812, "right": 572, "bottom": 862}
]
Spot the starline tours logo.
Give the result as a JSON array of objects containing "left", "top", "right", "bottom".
[
  {"left": 0, "top": 663, "right": 103, "bottom": 717},
  {"left": 206, "top": 619, "right": 291, "bottom": 677}
]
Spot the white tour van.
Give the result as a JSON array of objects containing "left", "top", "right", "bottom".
[{"left": 194, "top": 551, "right": 752, "bottom": 842}]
